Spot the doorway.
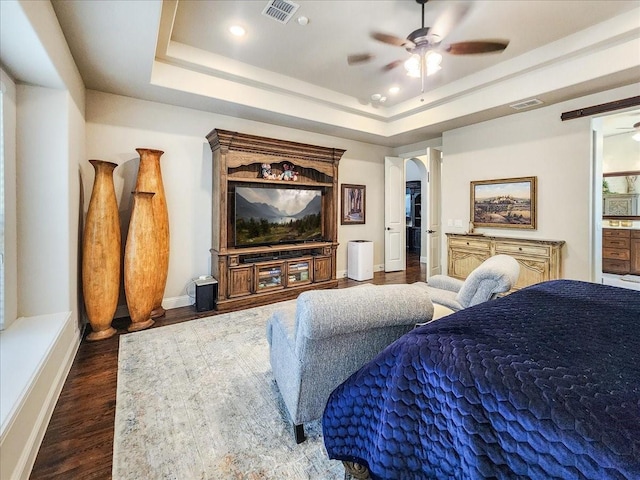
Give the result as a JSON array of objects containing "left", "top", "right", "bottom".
[
  {"left": 592, "top": 108, "right": 640, "bottom": 291},
  {"left": 385, "top": 149, "right": 442, "bottom": 279},
  {"left": 405, "top": 159, "right": 422, "bottom": 253}
]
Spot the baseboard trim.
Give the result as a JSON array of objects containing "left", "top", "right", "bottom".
[
  {"left": 115, "top": 295, "right": 194, "bottom": 319},
  {"left": 162, "top": 294, "right": 194, "bottom": 310},
  {"left": 0, "top": 312, "right": 81, "bottom": 480}
]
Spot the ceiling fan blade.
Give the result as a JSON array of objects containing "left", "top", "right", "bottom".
[
  {"left": 445, "top": 41, "right": 509, "bottom": 55},
  {"left": 371, "top": 31, "right": 415, "bottom": 49},
  {"left": 382, "top": 60, "right": 404, "bottom": 72},
  {"left": 347, "top": 53, "right": 375, "bottom": 65},
  {"left": 428, "top": 3, "right": 471, "bottom": 44}
]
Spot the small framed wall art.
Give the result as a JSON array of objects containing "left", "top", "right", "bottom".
[
  {"left": 341, "top": 184, "right": 366, "bottom": 225},
  {"left": 471, "top": 176, "right": 537, "bottom": 229}
]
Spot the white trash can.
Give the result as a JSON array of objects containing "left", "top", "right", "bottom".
[{"left": 347, "top": 240, "right": 374, "bottom": 281}]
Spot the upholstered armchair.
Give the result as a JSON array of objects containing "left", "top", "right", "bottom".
[
  {"left": 266, "top": 283, "right": 434, "bottom": 443},
  {"left": 419, "top": 254, "right": 520, "bottom": 319}
]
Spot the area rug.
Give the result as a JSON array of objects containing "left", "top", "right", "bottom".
[{"left": 112, "top": 300, "right": 345, "bottom": 480}]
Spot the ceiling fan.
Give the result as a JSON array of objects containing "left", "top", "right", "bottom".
[
  {"left": 615, "top": 120, "right": 640, "bottom": 141},
  {"left": 348, "top": 0, "right": 509, "bottom": 96}
]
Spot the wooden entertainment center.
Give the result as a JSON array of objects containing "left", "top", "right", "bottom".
[{"left": 206, "top": 129, "right": 345, "bottom": 312}]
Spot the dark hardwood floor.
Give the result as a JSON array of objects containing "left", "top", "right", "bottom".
[{"left": 29, "top": 252, "right": 424, "bottom": 479}]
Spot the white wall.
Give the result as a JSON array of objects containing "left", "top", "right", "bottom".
[
  {"left": 338, "top": 155, "right": 387, "bottom": 274},
  {"left": 85, "top": 90, "right": 393, "bottom": 309},
  {"left": 440, "top": 83, "right": 640, "bottom": 281},
  {"left": 406, "top": 160, "right": 421, "bottom": 181},
  {"left": 603, "top": 132, "right": 640, "bottom": 172},
  {"left": 17, "top": 86, "right": 72, "bottom": 315},
  {"left": 1, "top": 68, "right": 17, "bottom": 330}
]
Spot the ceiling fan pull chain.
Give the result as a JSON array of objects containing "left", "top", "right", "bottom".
[{"left": 421, "top": 53, "right": 426, "bottom": 99}]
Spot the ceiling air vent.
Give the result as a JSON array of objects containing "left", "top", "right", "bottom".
[
  {"left": 510, "top": 99, "right": 544, "bottom": 110},
  {"left": 262, "top": 0, "right": 300, "bottom": 24}
]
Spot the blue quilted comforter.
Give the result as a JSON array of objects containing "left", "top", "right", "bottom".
[{"left": 322, "top": 280, "right": 640, "bottom": 479}]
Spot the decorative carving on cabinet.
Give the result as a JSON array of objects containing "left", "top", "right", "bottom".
[{"left": 519, "top": 259, "right": 546, "bottom": 274}]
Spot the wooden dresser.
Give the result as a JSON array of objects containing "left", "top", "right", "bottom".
[
  {"left": 602, "top": 228, "right": 640, "bottom": 275},
  {"left": 446, "top": 234, "right": 565, "bottom": 290}
]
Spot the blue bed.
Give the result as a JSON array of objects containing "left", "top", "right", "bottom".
[{"left": 322, "top": 280, "right": 640, "bottom": 479}]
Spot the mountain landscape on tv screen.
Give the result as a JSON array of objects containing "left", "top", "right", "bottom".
[{"left": 235, "top": 188, "right": 322, "bottom": 246}]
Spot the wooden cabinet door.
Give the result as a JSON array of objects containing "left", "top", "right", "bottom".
[
  {"left": 448, "top": 250, "right": 490, "bottom": 280},
  {"left": 602, "top": 229, "right": 632, "bottom": 274},
  {"left": 513, "top": 258, "right": 550, "bottom": 289},
  {"left": 603, "top": 228, "right": 630, "bottom": 239},
  {"left": 313, "top": 256, "right": 332, "bottom": 282},
  {"left": 228, "top": 266, "right": 253, "bottom": 297},
  {"left": 603, "top": 258, "right": 630, "bottom": 275},
  {"left": 286, "top": 258, "right": 312, "bottom": 286},
  {"left": 631, "top": 237, "right": 640, "bottom": 275},
  {"left": 255, "top": 261, "right": 285, "bottom": 292},
  {"left": 447, "top": 236, "right": 491, "bottom": 280}
]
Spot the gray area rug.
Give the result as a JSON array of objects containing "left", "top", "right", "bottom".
[{"left": 113, "top": 300, "right": 345, "bottom": 479}]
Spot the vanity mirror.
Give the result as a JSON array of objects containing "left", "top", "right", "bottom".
[{"left": 603, "top": 170, "right": 640, "bottom": 219}]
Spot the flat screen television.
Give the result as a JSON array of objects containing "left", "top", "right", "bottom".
[{"left": 234, "top": 185, "right": 323, "bottom": 247}]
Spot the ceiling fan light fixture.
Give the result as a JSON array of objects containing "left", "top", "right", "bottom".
[
  {"left": 404, "top": 55, "right": 421, "bottom": 77},
  {"left": 425, "top": 51, "right": 442, "bottom": 76},
  {"left": 426, "top": 64, "right": 441, "bottom": 76},
  {"left": 633, "top": 132, "right": 640, "bottom": 142},
  {"left": 405, "top": 51, "right": 442, "bottom": 77},
  {"left": 426, "top": 51, "right": 442, "bottom": 67}
]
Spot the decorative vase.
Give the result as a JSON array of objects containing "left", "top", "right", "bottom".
[
  {"left": 134, "top": 148, "right": 169, "bottom": 318},
  {"left": 82, "top": 160, "right": 120, "bottom": 341},
  {"left": 124, "top": 191, "right": 157, "bottom": 332}
]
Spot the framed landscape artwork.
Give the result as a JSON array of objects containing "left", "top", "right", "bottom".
[
  {"left": 341, "top": 184, "right": 366, "bottom": 225},
  {"left": 471, "top": 176, "right": 537, "bottom": 229}
]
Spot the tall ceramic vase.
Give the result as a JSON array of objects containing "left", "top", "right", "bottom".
[
  {"left": 124, "top": 191, "right": 157, "bottom": 332},
  {"left": 134, "top": 148, "right": 169, "bottom": 318},
  {"left": 82, "top": 160, "right": 120, "bottom": 341}
]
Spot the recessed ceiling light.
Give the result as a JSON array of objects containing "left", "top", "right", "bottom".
[
  {"left": 297, "top": 16, "right": 309, "bottom": 26},
  {"left": 388, "top": 86, "right": 400, "bottom": 95},
  {"left": 229, "top": 25, "right": 246, "bottom": 37},
  {"left": 371, "top": 93, "right": 382, "bottom": 101}
]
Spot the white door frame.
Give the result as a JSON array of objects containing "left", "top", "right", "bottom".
[
  {"left": 591, "top": 117, "right": 604, "bottom": 284},
  {"left": 590, "top": 108, "right": 640, "bottom": 285},
  {"left": 427, "top": 148, "right": 443, "bottom": 279},
  {"left": 385, "top": 144, "right": 443, "bottom": 276}
]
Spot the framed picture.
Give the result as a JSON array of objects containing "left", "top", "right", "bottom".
[
  {"left": 471, "top": 176, "right": 537, "bottom": 229},
  {"left": 341, "top": 184, "right": 366, "bottom": 225}
]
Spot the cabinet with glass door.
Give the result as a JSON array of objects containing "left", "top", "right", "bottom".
[
  {"left": 255, "top": 262, "right": 284, "bottom": 291},
  {"left": 286, "top": 258, "right": 312, "bottom": 286}
]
